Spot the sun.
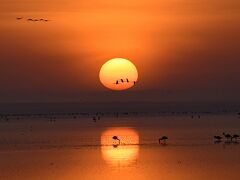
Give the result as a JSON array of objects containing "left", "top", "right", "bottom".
[{"left": 99, "top": 58, "right": 138, "bottom": 91}]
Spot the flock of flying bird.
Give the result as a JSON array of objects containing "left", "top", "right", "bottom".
[
  {"left": 16, "top": 17, "right": 50, "bottom": 22},
  {"left": 114, "top": 78, "right": 136, "bottom": 85}
]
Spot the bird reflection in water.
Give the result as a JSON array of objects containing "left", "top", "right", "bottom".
[{"left": 101, "top": 127, "right": 139, "bottom": 167}]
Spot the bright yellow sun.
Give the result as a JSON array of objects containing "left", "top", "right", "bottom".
[{"left": 99, "top": 58, "right": 138, "bottom": 91}]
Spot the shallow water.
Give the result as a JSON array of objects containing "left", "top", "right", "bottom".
[{"left": 0, "top": 114, "right": 240, "bottom": 180}]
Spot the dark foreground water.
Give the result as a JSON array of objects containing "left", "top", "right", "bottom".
[{"left": 0, "top": 114, "right": 240, "bottom": 180}]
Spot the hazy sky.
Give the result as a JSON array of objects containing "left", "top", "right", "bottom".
[{"left": 0, "top": 0, "right": 240, "bottom": 102}]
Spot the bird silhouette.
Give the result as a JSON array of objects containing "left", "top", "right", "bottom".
[
  {"left": 214, "top": 135, "right": 223, "bottom": 141},
  {"left": 232, "top": 134, "right": 239, "bottom": 141},
  {"left": 159, "top": 136, "right": 168, "bottom": 144},
  {"left": 114, "top": 78, "right": 137, "bottom": 85},
  {"left": 27, "top": 18, "right": 33, "bottom": 21},
  {"left": 223, "top": 133, "right": 232, "bottom": 141},
  {"left": 16, "top": 17, "right": 23, "bottom": 20},
  {"left": 214, "top": 135, "right": 223, "bottom": 143},
  {"left": 214, "top": 136, "right": 222, "bottom": 141},
  {"left": 112, "top": 136, "right": 120, "bottom": 145}
]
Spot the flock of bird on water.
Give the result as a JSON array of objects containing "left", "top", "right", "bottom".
[
  {"left": 1, "top": 111, "right": 239, "bottom": 147},
  {"left": 111, "top": 133, "right": 240, "bottom": 147}
]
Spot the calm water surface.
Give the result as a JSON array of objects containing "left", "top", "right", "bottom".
[{"left": 0, "top": 114, "right": 240, "bottom": 180}]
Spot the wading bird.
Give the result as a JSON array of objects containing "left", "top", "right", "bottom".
[
  {"left": 214, "top": 135, "right": 223, "bottom": 141},
  {"left": 159, "top": 136, "right": 168, "bottom": 144},
  {"left": 112, "top": 136, "right": 120, "bottom": 145},
  {"left": 223, "top": 133, "right": 232, "bottom": 141},
  {"left": 232, "top": 134, "right": 239, "bottom": 141}
]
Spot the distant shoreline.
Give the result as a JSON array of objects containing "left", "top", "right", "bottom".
[{"left": 0, "top": 102, "right": 239, "bottom": 115}]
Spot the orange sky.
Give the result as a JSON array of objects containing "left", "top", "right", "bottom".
[{"left": 0, "top": 0, "right": 240, "bottom": 102}]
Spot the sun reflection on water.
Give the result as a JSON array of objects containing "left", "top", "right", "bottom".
[{"left": 101, "top": 127, "right": 139, "bottom": 167}]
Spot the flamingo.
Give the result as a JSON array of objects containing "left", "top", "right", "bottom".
[
  {"left": 223, "top": 133, "right": 232, "bottom": 141},
  {"left": 232, "top": 134, "right": 239, "bottom": 141},
  {"left": 159, "top": 136, "right": 168, "bottom": 144},
  {"left": 112, "top": 136, "right": 120, "bottom": 145},
  {"left": 214, "top": 135, "right": 223, "bottom": 142}
]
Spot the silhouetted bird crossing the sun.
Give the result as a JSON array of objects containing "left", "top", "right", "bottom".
[{"left": 114, "top": 78, "right": 136, "bottom": 85}]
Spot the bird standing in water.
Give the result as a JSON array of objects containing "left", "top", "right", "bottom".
[
  {"left": 232, "top": 134, "right": 239, "bottom": 141},
  {"left": 223, "top": 133, "right": 232, "bottom": 141},
  {"left": 112, "top": 136, "right": 120, "bottom": 145},
  {"left": 159, "top": 136, "right": 168, "bottom": 144}
]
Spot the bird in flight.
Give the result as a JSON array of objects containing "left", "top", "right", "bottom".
[
  {"left": 17, "top": 18, "right": 51, "bottom": 22},
  {"left": 114, "top": 78, "right": 137, "bottom": 85}
]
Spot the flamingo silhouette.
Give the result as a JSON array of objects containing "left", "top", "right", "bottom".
[
  {"left": 112, "top": 136, "right": 120, "bottom": 145},
  {"left": 214, "top": 136, "right": 222, "bottom": 143},
  {"left": 232, "top": 134, "right": 239, "bottom": 141},
  {"left": 214, "top": 135, "right": 222, "bottom": 141},
  {"left": 223, "top": 133, "right": 232, "bottom": 141},
  {"left": 159, "top": 136, "right": 168, "bottom": 144}
]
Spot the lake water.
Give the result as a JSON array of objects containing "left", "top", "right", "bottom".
[{"left": 0, "top": 114, "right": 240, "bottom": 180}]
